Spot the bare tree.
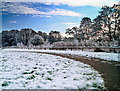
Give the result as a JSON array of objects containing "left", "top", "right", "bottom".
[{"left": 30, "top": 34, "right": 44, "bottom": 46}]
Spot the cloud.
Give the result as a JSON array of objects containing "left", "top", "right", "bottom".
[
  {"left": 10, "top": 21, "right": 16, "bottom": 23},
  {"left": 1, "top": 3, "right": 83, "bottom": 17},
  {"left": 46, "top": 8, "right": 82, "bottom": 17},
  {"left": 2, "top": 0, "right": 119, "bottom": 7},
  {"left": 32, "top": 15, "right": 52, "bottom": 18},
  {"left": 1, "top": 3, "right": 44, "bottom": 14},
  {"left": 62, "top": 22, "right": 77, "bottom": 25}
]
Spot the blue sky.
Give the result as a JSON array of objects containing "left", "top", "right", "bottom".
[{"left": 1, "top": 0, "right": 119, "bottom": 36}]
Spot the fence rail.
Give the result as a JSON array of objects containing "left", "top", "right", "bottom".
[
  {"left": 2, "top": 46, "right": 120, "bottom": 53},
  {"left": 44, "top": 46, "right": 120, "bottom": 53}
]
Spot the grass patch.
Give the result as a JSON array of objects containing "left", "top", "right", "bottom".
[
  {"left": 37, "top": 86, "right": 41, "bottom": 88},
  {"left": 56, "top": 69, "right": 59, "bottom": 71},
  {"left": 41, "top": 73, "right": 44, "bottom": 77},
  {"left": 47, "top": 71, "right": 52, "bottom": 75},
  {"left": 65, "top": 63, "right": 67, "bottom": 65},
  {"left": 92, "top": 83, "right": 104, "bottom": 89},
  {"left": 2, "top": 59, "right": 7, "bottom": 62},
  {"left": 25, "top": 82, "right": 28, "bottom": 84},
  {"left": 28, "top": 58, "right": 32, "bottom": 60},
  {"left": 73, "top": 78, "right": 78, "bottom": 80},
  {"left": 83, "top": 66, "right": 89, "bottom": 68},
  {"left": 77, "top": 86, "right": 86, "bottom": 90},
  {"left": 68, "top": 60, "right": 70, "bottom": 63},
  {"left": 36, "top": 63, "right": 38, "bottom": 65},
  {"left": 56, "top": 63, "right": 58, "bottom": 65},
  {"left": 35, "top": 72, "right": 39, "bottom": 75},
  {"left": 63, "top": 65, "right": 67, "bottom": 68},
  {"left": 83, "top": 73, "right": 93, "bottom": 75},
  {"left": 46, "top": 77, "right": 52, "bottom": 81},
  {"left": 23, "top": 82, "right": 28, "bottom": 87},
  {"left": 92, "top": 83, "right": 98, "bottom": 88},
  {"left": 33, "top": 67, "right": 37, "bottom": 69},
  {"left": 27, "top": 75, "right": 35, "bottom": 80},
  {"left": 87, "top": 77, "right": 92, "bottom": 80},
  {"left": 64, "top": 77, "right": 67, "bottom": 79},
  {"left": 17, "top": 68, "right": 21, "bottom": 70},
  {"left": 2, "top": 81, "right": 10, "bottom": 87},
  {"left": 23, "top": 70, "right": 34, "bottom": 74},
  {"left": 23, "top": 72, "right": 30, "bottom": 74}
]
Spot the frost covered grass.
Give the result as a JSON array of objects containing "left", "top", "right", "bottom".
[
  {"left": 1, "top": 50, "right": 105, "bottom": 89},
  {"left": 4, "top": 48, "right": 119, "bottom": 61},
  {"left": 37, "top": 49, "right": 119, "bottom": 62}
]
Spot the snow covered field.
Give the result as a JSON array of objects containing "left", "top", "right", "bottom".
[
  {"left": 38, "top": 49, "right": 119, "bottom": 61},
  {"left": 3, "top": 48, "right": 119, "bottom": 61},
  {"left": 1, "top": 49, "right": 105, "bottom": 89}
]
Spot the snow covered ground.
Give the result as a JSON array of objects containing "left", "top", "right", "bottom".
[
  {"left": 1, "top": 49, "right": 105, "bottom": 89},
  {"left": 38, "top": 49, "right": 119, "bottom": 61},
  {"left": 3, "top": 48, "right": 119, "bottom": 61}
]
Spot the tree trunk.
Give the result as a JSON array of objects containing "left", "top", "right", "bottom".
[{"left": 108, "top": 21, "right": 112, "bottom": 42}]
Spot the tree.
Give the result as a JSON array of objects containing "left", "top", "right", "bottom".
[
  {"left": 72, "top": 38, "right": 79, "bottom": 48},
  {"left": 99, "top": 5, "right": 113, "bottom": 41},
  {"left": 31, "top": 34, "right": 44, "bottom": 46},
  {"left": 92, "top": 15, "right": 103, "bottom": 32},
  {"left": 17, "top": 28, "right": 36, "bottom": 45},
  {"left": 66, "top": 26, "right": 82, "bottom": 41},
  {"left": 80, "top": 17, "right": 92, "bottom": 41},
  {"left": 65, "top": 17, "right": 92, "bottom": 44},
  {"left": 48, "top": 30, "right": 62, "bottom": 44},
  {"left": 66, "top": 28, "right": 74, "bottom": 35},
  {"left": 2, "top": 30, "right": 18, "bottom": 46},
  {"left": 111, "top": 3, "right": 120, "bottom": 46},
  {"left": 93, "top": 3, "right": 120, "bottom": 47},
  {"left": 91, "top": 15, "right": 103, "bottom": 44},
  {"left": 38, "top": 31, "right": 48, "bottom": 41}
]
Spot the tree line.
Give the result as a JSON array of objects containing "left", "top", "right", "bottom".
[
  {"left": 1, "top": 2, "right": 119, "bottom": 49},
  {"left": 1, "top": 28, "right": 63, "bottom": 47},
  {"left": 66, "top": 3, "right": 120, "bottom": 47}
]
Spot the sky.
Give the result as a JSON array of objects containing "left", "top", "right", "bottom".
[{"left": 0, "top": 0, "right": 119, "bottom": 36}]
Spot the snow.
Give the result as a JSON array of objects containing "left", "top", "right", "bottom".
[
  {"left": 38, "top": 50, "right": 119, "bottom": 61},
  {"left": 1, "top": 49, "right": 105, "bottom": 89},
  {"left": 3, "top": 48, "right": 119, "bottom": 61}
]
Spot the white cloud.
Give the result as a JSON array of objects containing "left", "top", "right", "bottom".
[
  {"left": 62, "top": 22, "right": 77, "bottom": 25},
  {"left": 1, "top": 3, "right": 83, "bottom": 17},
  {"left": 2, "top": 0, "right": 119, "bottom": 7},
  {"left": 46, "top": 8, "right": 82, "bottom": 17},
  {"left": 32, "top": 15, "right": 52, "bottom": 18}
]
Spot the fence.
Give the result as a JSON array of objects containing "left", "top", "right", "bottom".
[{"left": 2, "top": 45, "right": 120, "bottom": 53}]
